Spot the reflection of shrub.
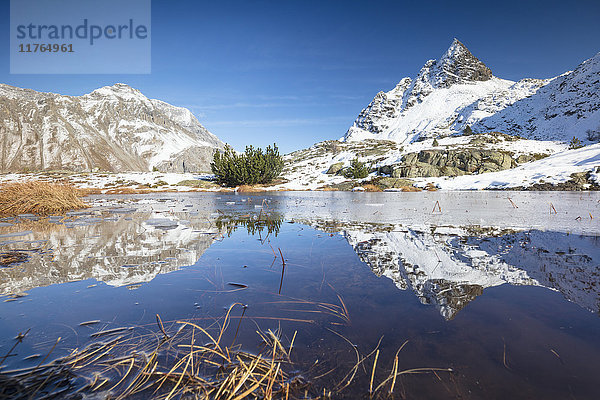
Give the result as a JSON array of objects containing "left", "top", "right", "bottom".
[
  {"left": 568, "top": 136, "right": 584, "bottom": 150},
  {"left": 343, "top": 158, "right": 370, "bottom": 179},
  {"left": 215, "top": 214, "right": 283, "bottom": 237},
  {"left": 211, "top": 144, "right": 284, "bottom": 187}
]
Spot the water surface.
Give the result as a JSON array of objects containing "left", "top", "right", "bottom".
[{"left": 0, "top": 191, "right": 599, "bottom": 399}]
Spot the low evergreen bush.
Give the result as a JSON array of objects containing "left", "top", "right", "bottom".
[
  {"left": 343, "top": 158, "right": 370, "bottom": 179},
  {"left": 211, "top": 144, "right": 284, "bottom": 187},
  {"left": 568, "top": 136, "right": 584, "bottom": 150}
]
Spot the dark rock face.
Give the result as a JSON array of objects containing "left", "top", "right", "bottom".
[
  {"left": 352, "top": 78, "right": 412, "bottom": 135},
  {"left": 433, "top": 39, "right": 493, "bottom": 88},
  {"left": 375, "top": 177, "right": 414, "bottom": 189},
  {"left": 390, "top": 148, "right": 516, "bottom": 178}
]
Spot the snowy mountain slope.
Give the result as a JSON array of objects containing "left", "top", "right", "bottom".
[
  {"left": 474, "top": 52, "right": 600, "bottom": 142},
  {"left": 0, "top": 83, "right": 224, "bottom": 173},
  {"left": 344, "top": 39, "right": 549, "bottom": 144}
]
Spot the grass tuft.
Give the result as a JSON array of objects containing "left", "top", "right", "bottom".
[
  {"left": 361, "top": 184, "right": 382, "bottom": 192},
  {"left": 0, "top": 181, "right": 88, "bottom": 216},
  {"left": 237, "top": 185, "right": 267, "bottom": 193}
]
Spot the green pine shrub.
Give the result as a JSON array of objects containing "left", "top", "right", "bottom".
[
  {"left": 568, "top": 136, "right": 584, "bottom": 150},
  {"left": 343, "top": 158, "right": 370, "bottom": 179},
  {"left": 211, "top": 144, "right": 284, "bottom": 187}
]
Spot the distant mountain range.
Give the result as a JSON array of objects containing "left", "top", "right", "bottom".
[
  {"left": 1, "top": 39, "right": 598, "bottom": 178},
  {"left": 0, "top": 83, "right": 224, "bottom": 173},
  {"left": 345, "top": 39, "right": 600, "bottom": 144}
]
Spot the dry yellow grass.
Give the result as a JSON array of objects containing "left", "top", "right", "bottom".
[
  {"left": 424, "top": 182, "right": 438, "bottom": 191},
  {"left": 0, "top": 181, "right": 88, "bottom": 216},
  {"left": 0, "top": 301, "right": 452, "bottom": 398},
  {"left": 237, "top": 184, "right": 267, "bottom": 193},
  {"left": 361, "top": 184, "right": 382, "bottom": 192},
  {"left": 400, "top": 186, "right": 422, "bottom": 192},
  {"left": 104, "top": 187, "right": 152, "bottom": 195}
]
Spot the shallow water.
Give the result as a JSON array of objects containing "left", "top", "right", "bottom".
[{"left": 0, "top": 191, "right": 599, "bottom": 398}]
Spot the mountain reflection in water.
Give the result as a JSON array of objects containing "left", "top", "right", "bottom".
[
  {"left": 0, "top": 192, "right": 599, "bottom": 399},
  {"left": 1, "top": 192, "right": 598, "bottom": 321}
]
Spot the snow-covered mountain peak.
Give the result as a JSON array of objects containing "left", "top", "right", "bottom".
[
  {"left": 415, "top": 38, "right": 493, "bottom": 91},
  {"left": 0, "top": 83, "right": 225, "bottom": 172},
  {"left": 87, "top": 83, "right": 146, "bottom": 101},
  {"left": 343, "top": 39, "right": 510, "bottom": 143},
  {"left": 343, "top": 40, "right": 600, "bottom": 145}
]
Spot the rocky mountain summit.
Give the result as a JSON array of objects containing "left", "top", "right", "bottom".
[
  {"left": 278, "top": 39, "right": 599, "bottom": 190},
  {"left": 344, "top": 39, "right": 599, "bottom": 145},
  {"left": 0, "top": 83, "right": 224, "bottom": 173}
]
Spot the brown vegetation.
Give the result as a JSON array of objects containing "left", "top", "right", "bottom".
[
  {"left": 0, "top": 181, "right": 88, "bottom": 216},
  {"left": 399, "top": 186, "right": 422, "bottom": 192},
  {"left": 0, "top": 301, "right": 451, "bottom": 399},
  {"left": 237, "top": 184, "right": 268, "bottom": 193},
  {"left": 361, "top": 184, "right": 383, "bottom": 192},
  {"left": 425, "top": 182, "right": 438, "bottom": 191}
]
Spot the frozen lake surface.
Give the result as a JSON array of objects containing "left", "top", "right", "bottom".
[{"left": 0, "top": 191, "right": 599, "bottom": 398}]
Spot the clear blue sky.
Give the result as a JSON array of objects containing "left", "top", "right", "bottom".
[{"left": 2, "top": 0, "right": 600, "bottom": 153}]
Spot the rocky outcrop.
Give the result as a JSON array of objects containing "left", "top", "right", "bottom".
[
  {"left": 387, "top": 148, "right": 516, "bottom": 178},
  {"left": 326, "top": 162, "right": 345, "bottom": 175},
  {"left": 0, "top": 83, "right": 225, "bottom": 173}
]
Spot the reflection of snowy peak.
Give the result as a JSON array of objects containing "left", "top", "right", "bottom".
[
  {"left": 335, "top": 223, "right": 599, "bottom": 319},
  {"left": 0, "top": 83, "right": 224, "bottom": 173},
  {"left": 463, "top": 230, "right": 600, "bottom": 314},
  {"left": 0, "top": 214, "right": 220, "bottom": 294},
  {"left": 344, "top": 39, "right": 599, "bottom": 145},
  {"left": 475, "top": 53, "right": 600, "bottom": 142},
  {"left": 344, "top": 227, "right": 535, "bottom": 319}
]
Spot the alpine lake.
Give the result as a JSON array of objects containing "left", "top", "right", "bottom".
[{"left": 0, "top": 191, "right": 599, "bottom": 399}]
